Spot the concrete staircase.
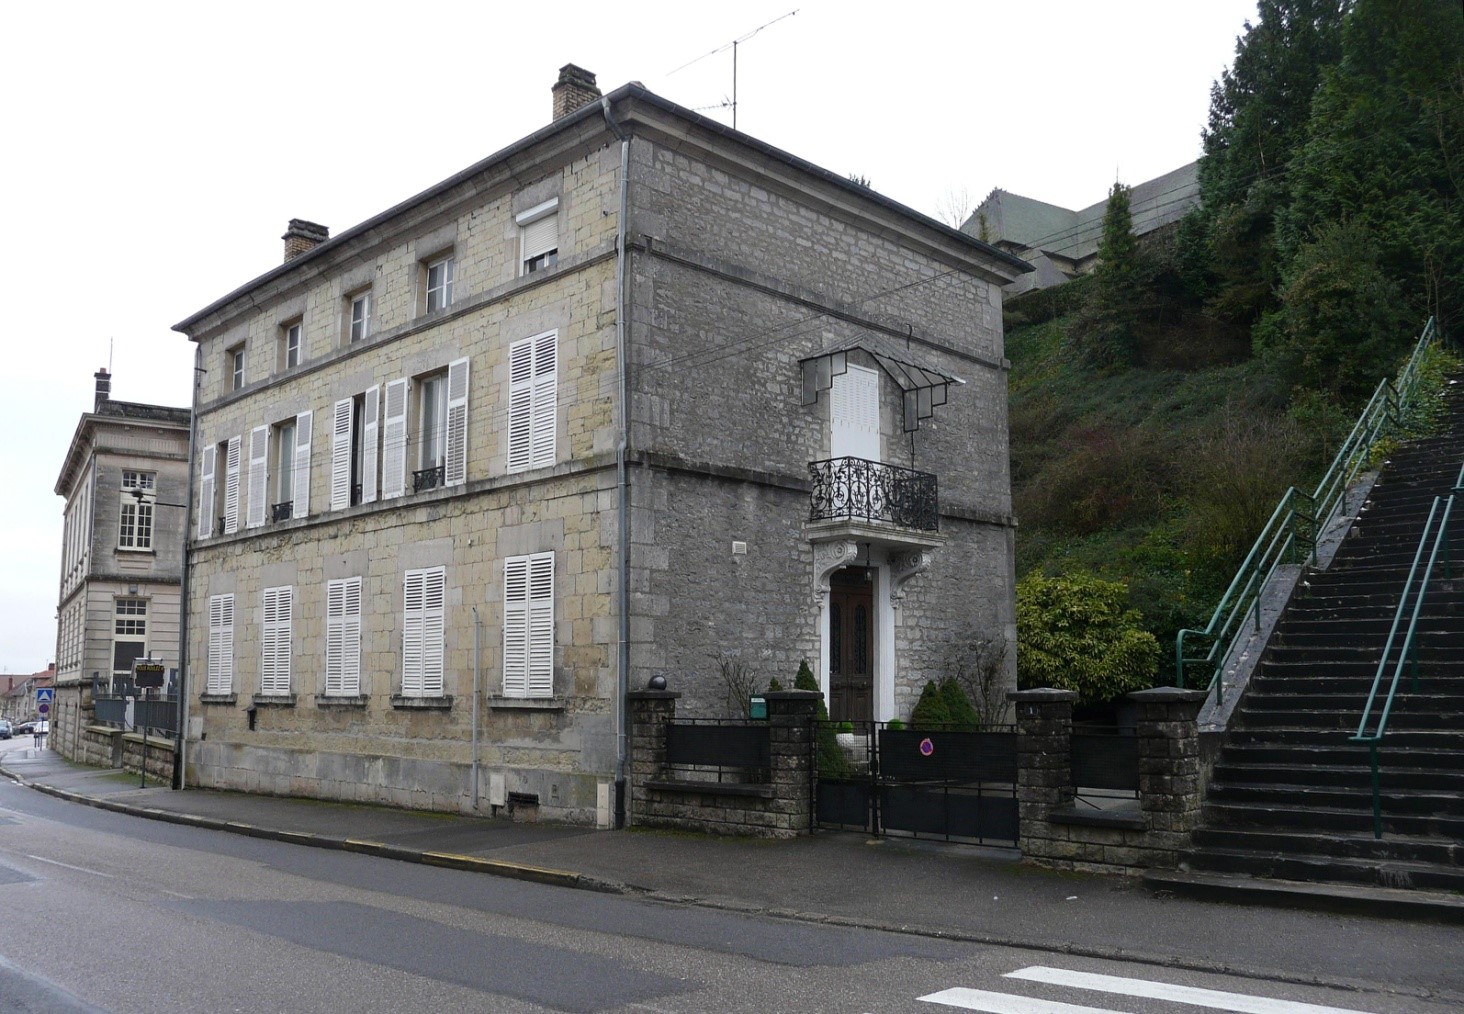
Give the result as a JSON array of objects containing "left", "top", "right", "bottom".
[{"left": 1183, "top": 382, "right": 1464, "bottom": 901}]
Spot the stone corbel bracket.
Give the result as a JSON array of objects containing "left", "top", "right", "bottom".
[
  {"left": 812, "top": 539, "right": 861, "bottom": 597},
  {"left": 890, "top": 549, "right": 932, "bottom": 607}
]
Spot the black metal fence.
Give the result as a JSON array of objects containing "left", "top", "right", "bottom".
[
  {"left": 665, "top": 719, "right": 770, "bottom": 784},
  {"left": 808, "top": 457, "right": 939, "bottom": 531},
  {"left": 91, "top": 694, "right": 179, "bottom": 735},
  {"left": 1071, "top": 725, "right": 1139, "bottom": 804},
  {"left": 816, "top": 721, "right": 1019, "bottom": 845}
]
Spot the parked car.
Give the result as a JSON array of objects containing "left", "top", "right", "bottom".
[
  {"left": 13, "top": 721, "right": 34, "bottom": 736},
  {"left": 0, "top": 719, "right": 12, "bottom": 739}
]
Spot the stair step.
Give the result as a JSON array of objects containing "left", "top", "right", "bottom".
[
  {"left": 1205, "top": 782, "right": 1464, "bottom": 815},
  {"left": 1186, "top": 846, "right": 1464, "bottom": 892},
  {"left": 1220, "top": 742, "right": 1464, "bottom": 768},
  {"left": 1192, "top": 826, "right": 1463, "bottom": 866},
  {"left": 1202, "top": 800, "right": 1464, "bottom": 837},
  {"left": 1214, "top": 762, "right": 1464, "bottom": 791}
]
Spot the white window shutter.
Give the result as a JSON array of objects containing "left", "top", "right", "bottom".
[
  {"left": 198, "top": 445, "right": 216, "bottom": 539},
  {"left": 422, "top": 567, "right": 445, "bottom": 696},
  {"left": 402, "top": 569, "right": 424, "bottom": 696},
  {"left": 530, "top": 332, "right": 558, "bottom": 468},
  {"left": 361, "top": 386, "right": 379, "bottom": 504},
  {"left": 331, "top": 398, "right": 353, "bottom": 511},
  {"left": 445, "top": 357, "right": 470, "bottom": 487},
  {"left": 507, "top": 340, "right": 534, "bottom": 473},
  {"left": 503, "top": 557, "right": 528, "bottom": 697},
  {"left": 326, "top": 580, "right": 345, "bottom": 696},
  {"left": 261, "top": 586, "right": 292, "bottom": 695},
  {"left": 292, "top": 411, "right": 312, "bottom": 518},
  {"left": 831, "top": 364, "right": 881, "bottom": 462},
  {"left": 527, "top": 553, "right": 554, "bottom": 697},
  {"left": 223, "top": 436, "right": 242, "bottom": 534},
  {"left": 382, "top": 378, "right": 409, "bottom": 498},
  {"left": 247, "top": 426, "right": 268, "bottom": 529},
  {"left": 208, "top": 593, "right": 234, "bottom": 694}
]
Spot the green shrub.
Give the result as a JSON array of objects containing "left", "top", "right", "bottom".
[
  {"left": 766, "top": 677, "right": 784, "bottom": 693},
  {"left": 1015, "top": 572, "right": 1160, "bottom": 707},
  {"left": 793, "top": 659, "right": 847, "bottom": 778},
  {"left": 939, "top": 677, "right": 979, "bottom": 731},
  {"left": 910, "top": 680, "right": 951, "bottom": 729},
  {"left": 886, "top": 719, "right": 905, "bottom": 731}
]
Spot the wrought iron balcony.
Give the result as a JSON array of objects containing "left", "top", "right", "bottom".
[
  {"left": 413, "top": 465, "right": 446, "bottom": 493},
  {"left": 809, "top": 457, "right": 938, "bottom": 531},
  {"left": 270, "top": 501, "right": 293, "bottom": 523}
]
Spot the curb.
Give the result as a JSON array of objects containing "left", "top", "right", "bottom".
[
  {"left": 1143, "top": 870, "right": 1464, "bottom": 925},
  {"left": 1, "top": 766, "right": 624, "bottom": 896}
]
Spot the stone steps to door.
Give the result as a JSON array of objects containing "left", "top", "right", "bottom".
[
  {"left": 1192, "top": 825, "right": 1462, "bottom": 866},
  {"left": 1201, "top": 800, "right": 1464, "bottom": 838},
  {"left": 1220, "top": 741, "right": 1464, "bottom": 768},
  {"left": 1186, "top": 845, "right": 1464, "bottom": 893}
]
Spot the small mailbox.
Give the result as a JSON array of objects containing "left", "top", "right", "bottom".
[{"left": 748, "top": 695, "right": 767, "bottom": 720}]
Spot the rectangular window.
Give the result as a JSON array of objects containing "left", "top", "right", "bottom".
[
  {"left": 424, "top": 255, "right": 455, "bottom": 313},
  {"left": 401, "top": 566, "right": 445, "bottom": 698},
  {"left": 229, "top": 345, "right": 245, "bottom": 391},
  {"left": 260, "top": 586, "right": 293, "bottom": 695},
  {"left": 418, "top": 371, "right": 447, "bottom": 475},
  {"left": 326, "top": 577, "right": 362, "bottom": 696},
  {"left": 517, "top": 199, "right": 559, "bottom": 275},
  {"left": 198, "top": 445, "right": 216, "bottom": 539},
  {"left": 275, "top": 420, "right": 296, "bottom": 515},
  {"left": 507, "top": 331, "right": 557, "bottom": 472},
  {"left": 349, "top": 292, "right": 372, "bottom": 344},
  {"left": 117, "top": 471, "right": 156, "bottom": 550},
  {"left": 112, "top": 597, "right": 147, "bottom": 679},
  {"left": 279, "top": 321, "right": 302, "bottom": 370},
  {"left": 503, "top": 553, "right": 554, "bottom": 698},
  {"left": 207, "top": 593, "right": 235, "bottom": 695}
]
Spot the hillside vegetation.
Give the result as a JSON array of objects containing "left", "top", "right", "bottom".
[{"left": 1008, "top": 0, "right": 1462, "bottom": 688}]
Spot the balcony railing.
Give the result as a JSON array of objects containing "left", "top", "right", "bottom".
[
  {"left": 808, "top": 457, "right": 938, "bottom": 531},
  {"left": 270, "top": 501, "right": 293, "bottom": 523},
  {"left": 413, "top": 465, "right": 445, "bottom": 493}
]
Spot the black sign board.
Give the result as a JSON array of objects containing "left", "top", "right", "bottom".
[{"left": 133, "top": 662, "right": 166, "bottom": 689}]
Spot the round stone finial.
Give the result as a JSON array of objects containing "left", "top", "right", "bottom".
[{"left": 647, "top": 675, "right": 668, "bottom": 691}]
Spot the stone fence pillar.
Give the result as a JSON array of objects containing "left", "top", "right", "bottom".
[
  {"left": 764, "top": 690, "right": 822, "bottom": 833},
  {"left": 1129, "top": 686, "right": 1208, "bottom": 868},
  {"left": 626, "top": 689, "right": 679, "bottom": 824},
  {"left": 1009, "top": 688, "right": 1077, "bottom": 861}
]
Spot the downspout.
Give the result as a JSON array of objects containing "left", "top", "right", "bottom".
[
  {"left": 173, "top": 345, "right": 201, "bottom": 790},
  {"left": 471, "top": 605, "right": 481, "bottom": 809},
  {"left": 602, "top": 96, "right": 631, "bottom": 829}
]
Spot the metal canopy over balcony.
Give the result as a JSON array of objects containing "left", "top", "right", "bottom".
[
  {"left": 800, "top": 344, "right": 962, "bottom": 433},
  {"left": 809, "top": 456, "right": 938, "bottom": 531}
]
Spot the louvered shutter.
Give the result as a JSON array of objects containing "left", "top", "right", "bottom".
[
  {"left": 421, "top": 567, "right": 445, "bottom": 696},
  {"left": 382, "top": 378, "right": 408, "bottom": 498},
  {"left": 831, "top": 364, "right": 881, "bottom": 462},
  {"left": 331, "top": 398, "right": 353, "bottom": 510},
  {"left": 292, "top": 411, "right": 312, "bottom": 518},
  {"left": 503, "top": 557, "right": 528, "bottom": 697},
  {"left": 261, "top": 586, "right": 292, "bottom": 695},
  {"left": 198, "top": 445, "right": 215, "bottom": 539},
  {"left": 223, "top": 436, "right": 242, "bottom": 534},
  {"left": 326, "top": 578, "right": 361, "bottom": 697},
  {"left": 361, "top": 386, "right": 379, "bottom": 504},
  {"left": 445, "top": 358, "right": 470, "bottom": 487},
  {"left": 530, "top": 332, "right": 558, "bottom": 468},
  {"left": 207, "top": 593, "right": 234, "bottom": 694},
  {"left": 247, "top": 426, "right": 268, "bottom": 528},
  {"left": 507, "top": 339, "right": 534, "bottom": 472},
  {"left": 527, "top": 553, "right": 554, "bottom": 697}
]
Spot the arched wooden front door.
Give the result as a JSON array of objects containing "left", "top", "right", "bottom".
[{"left": 829, "top": 567, "right": 874, "bottom": 723}]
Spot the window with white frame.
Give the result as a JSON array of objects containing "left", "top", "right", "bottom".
[
  {"left": 112, "top": 597, "right": 147, "bottom": 681},
  {"left": 348, "top": 291, "right": 372, "bottom": 344},
  {"left": 379, "top": 359, "right": 468, "bottom": 497},
  {"left": 118, "top": 471, "right": 156, "bottom": 550},
  {"left": 516, "top": 199, "right": 559, "bottom": 275},
  {"left": 228, "top": 344, "right": 246, "bottom": 391},
  {"left": 325, "top": 577, "right": 362, "bottom": 696},
  {"left": 424, "top": 254, "right": 455, "bottom": 313},
  {"left": 503, "top": 553, "right": 554, "bottom": 698},
  {"left": 198, "top": 436, "right": 242, "bottom": 538},
  {"left": 260, "top": 586, "right": 293, "bottom": 696},
  {"left": 507, "top": 331, "right": 556, "bottom": 472},
  {"left": 331, "top": 388, "right": 381, "bottom": 510},
  {"left": 253, "top": 413, "right": 311, "bottom": 525},
  {"left": 280, "top": 320, "right": 302, "bottom": 370},
  {"left": 401, "top": 566, "right": 445, "bottom": 697},
  {"left": 206, "top": 593, "right": 235, "bottom": 694}
]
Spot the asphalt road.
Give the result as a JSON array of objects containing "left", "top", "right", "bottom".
[{"left": 0, "top": 744, "right": 1459, "bottom": 1013}]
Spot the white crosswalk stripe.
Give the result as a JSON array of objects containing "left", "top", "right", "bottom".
[{"left": 919, "top": 964, "right": 1382, "bottom": 1014}]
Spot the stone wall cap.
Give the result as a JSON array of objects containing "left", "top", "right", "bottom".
[
  {"left": 1007, "top": 688, "right": 1078, "bottom": 702},
  {"left": 1128, "top": 687, "right": 1208, "bottom": 703},
  {"left": 627, "top": 689, "right": 681, "bottom": 700}
]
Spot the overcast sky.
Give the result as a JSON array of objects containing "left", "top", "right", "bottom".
[{"left": 0, "top": 0, "right": 1258, "bottom": 674}]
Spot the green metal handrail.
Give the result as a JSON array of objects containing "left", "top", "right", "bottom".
[
  {"left": 1350, "top": 494, "right": 1455, "bottom": 839},
  {"left": 1176, "top": 318, "right": 1439, "bottom": 701}
]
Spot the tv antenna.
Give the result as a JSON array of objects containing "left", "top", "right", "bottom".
[{"left": 667, "top": 9, "right": 798, "bottom": 130}]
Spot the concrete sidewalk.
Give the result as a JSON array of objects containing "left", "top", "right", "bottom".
[{"left": 4, "top": 746, "right": 1463, "bottom": 1000}]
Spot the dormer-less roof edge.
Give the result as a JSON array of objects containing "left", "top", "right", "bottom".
[{"left": 174, "top": 83, "right": 1030, "bottom": 336}]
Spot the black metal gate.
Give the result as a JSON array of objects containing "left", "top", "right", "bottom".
[{"left": 815, "top": 721, "right": 1019, "bottom": 846}]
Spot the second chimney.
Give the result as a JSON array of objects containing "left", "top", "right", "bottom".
[
  {"left": 552, "top": 64, "right": 601, "bottom": 120},
  {"left": 94, "top": 368, "right": 111, "bottom": 411},
  {"left": 282, "top": 219, "right": 330, "bottom": 262}
]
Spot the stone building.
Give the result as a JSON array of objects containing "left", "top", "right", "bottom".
[
  {"left": 172, "top": 65, "right": 1030, "bottom": 826},
  {"left": 53, "top": 370, "right": 190, "bottom": 755}
]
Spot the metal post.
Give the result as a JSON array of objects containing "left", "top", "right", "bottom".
[{"left": 140, "top": 688, "right": 147, "bottom": 789}]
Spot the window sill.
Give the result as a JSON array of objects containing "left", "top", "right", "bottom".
[
  {"left": 115, "top": 546, "right": 156, "bottom": 555},
  {"left": 487, "top": 696, "right": 566, "bottom": 712},
  {"left": 251, "top": 694, "right": 297, "bottom": 708},
  {"left": 198, "top": 693, "right": 237, "bottom": 706},
  {"left": 315, "top": 694, "right": 369, "bottom": 709},
  {"left": 390, "top": 694, "right": 454, "bottom": 711}
]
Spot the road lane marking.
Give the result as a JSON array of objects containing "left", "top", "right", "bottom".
[
  {"left": 25, "top": 855, "right": 114, "bottom": 878},
  {"left": 1005, "top": 967, "right": 1377, "bottom": 1014},
  {"left": 920, "top": 989, "right": 1119, "bottom": 1012}
]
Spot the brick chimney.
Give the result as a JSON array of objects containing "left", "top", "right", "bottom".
[
  {"left": 282, "top": 219, "right": 330, "bottom": 262},
  {"left": 552, "top": 64, "right": 600, "bottom": 120},
  {"left": 94, "top": 368, "right": 111, "bottom": 410}
]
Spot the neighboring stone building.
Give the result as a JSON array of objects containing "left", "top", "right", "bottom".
[
  {"left": 172, "top": 65, "right": 1031, "bottom": 826},
  {"left": 52, "top": 371, "right": 191, "bottom": 755},
  {"left": 2, "top": 664, "right": 55, "bottom": 725},
  {"left": 964, "top": 162, "right": 1199, "bottom": 294}
]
